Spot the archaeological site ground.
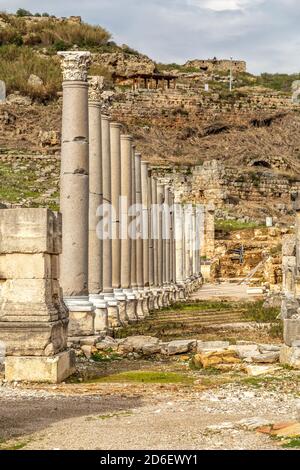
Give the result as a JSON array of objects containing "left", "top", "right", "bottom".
[{"left": 0, "top": 9, "right": 300, "bottom": 457}]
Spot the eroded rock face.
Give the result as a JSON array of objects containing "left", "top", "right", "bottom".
[{"left": 94, "top": 52, "right": 156, "bottom": 76}]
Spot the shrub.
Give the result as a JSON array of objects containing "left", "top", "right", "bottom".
[
  {"left": 0, "top": 45, "right": 61, "bottom": 101},
  {"left": 16, "top": 8, "right": 32, "bottom": 17}
]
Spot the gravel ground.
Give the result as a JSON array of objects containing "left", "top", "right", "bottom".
[{"left": 0, "top": 380, "right": 298, "bottom": 450}]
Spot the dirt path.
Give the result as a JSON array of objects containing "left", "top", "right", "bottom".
[{"left": 0, "top": 364, "right": 299, "bottom": 450}]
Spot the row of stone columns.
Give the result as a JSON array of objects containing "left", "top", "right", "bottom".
[{"left": 58, "top": 51, "right": 203, "bottom": 337}]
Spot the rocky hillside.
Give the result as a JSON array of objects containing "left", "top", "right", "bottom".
[{"left": 1, "top": 12, "right": 300, "bottom": 224}]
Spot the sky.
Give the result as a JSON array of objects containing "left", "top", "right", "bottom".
[{"left": 1, "top": 0, "right": 300, "bottom": 74}]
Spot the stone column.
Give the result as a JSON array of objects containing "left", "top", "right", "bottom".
[
  {"left": 147, "top": 170, "right": 156, "bottom": 310},
  {"left": 130, "top": 145, "right": 138, "bottom": 292},
  {"left": 100, "top": 114, "right": 120, "bottom": 327},
  {"left": 0, "top": 209, "right": 75, "bottom": 383},
  {"left": 157, "top": 183, "right": 169, "bottom": 306},
  {"left": 195, "top": 204, "right": 203, "bottom": 286},
  {"left": 141, "top": 161, "right": 152, "bottom": 313},
  {"left": 111, "top": 122, "right": 128, "bottom": 323},
  {"left": 120, "top": 135, "right": 137, "bottom": 321},
  {"left": 58, "top": 51, "right": 95, "bottom": 336},
  {"left": 184, "top": 203, "right": 193, "bottom": 295},
  {"left": 151, "top": 177, "right": 160, "bottom": 309},
  {"left": 168, "top": 189, "right": 176, "bottom": 301},
  {"left": 133, "top": 152, "right": 148, "bottom": 318},
  {"left": 87, "top": 76, "right": 108, "bottom": 333},
  {"left": 174, "top": 203, "right": 186, "bottom": 300},
  {"left": 202, "top": 202, "right": 215, "bottom": 259}
]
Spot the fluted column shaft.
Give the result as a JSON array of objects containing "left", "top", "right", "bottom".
[
  {"left": 120, "top": 136, "right": 133, "bottom": 289},
  {"left": 135, "top": 153, "right": 144, "bottom": 289},
  {"left": 101, "top": 115, "right": 113, "bottom": 293},
  {"left": 110, "top": 122, "right": 122, "bottom": 290},
  {"left": 141, "top": 161, "right": 150, "bottom": 287}
]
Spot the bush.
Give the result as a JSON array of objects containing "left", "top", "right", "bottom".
[
  {"left": 0, "top": 45, "right": 61, "bottom": 101},
  {"left": 16, "top": 8, "right": 32, "bottom": 17}
]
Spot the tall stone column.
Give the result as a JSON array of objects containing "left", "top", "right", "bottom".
[
  {"left": 120, "top": 135, "right": 137, "bottom": 321},
  {"left": 157, "top": 183, "right": 169, "bottom": 306},
  {"left": 100, "top": 114, "right": 120, "bottom": 327},
  {"left": 151, "top": 177, "right": 160, "bottom": 309},
  {"left": 110, "top": 122, "right": 128, "bottom": 323},
  {"left": 168, "top": 189, "right": 176, "bottom": 301},
  {"left": 58, "top": 51, "right": 95, "bottom": 336},
  {"left": 141, "top": 161, "right": 152, "bottom": 313},
  {"left": 184, "top": 203, "right": 193, "bottom": 294},
  {"left": 134, "top": 152, "right": 146, "bottom": 318},
  {"left": 202, "top": 202, "right": 215, "bottom": 259},
  {"left": 147, "top": 170, "right": 156, "bottom": 310},
  {"left": 130, "top": 144, "right": 138, "bottom": 291},
  {"left": 87, "top": 76, "right": 108, "bottom": 333},
  {"left": 174, "top": 203, "right": 186, "bottom": 300}
]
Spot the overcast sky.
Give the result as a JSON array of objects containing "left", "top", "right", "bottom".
[{"left": 1, "top": 0, "right": 300, "bottom": 74}]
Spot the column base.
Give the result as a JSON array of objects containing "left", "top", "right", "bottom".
[
  {"left": 100, "top": 293, "right": 121, "bottom": 328},
  {"left": 114, "top": 289, "right": 129, "bottom": 325},
  {"left": 5, "top": 350, "right": 76, "bottom": 383},
  {"left": 89, "top": 295, "right": 109, "bottom": 334},
  {"left": 132, "top": 289, "right": 145, "bottom": 319},
  {"left": 64, "top": 296, "right": 95, "bottom": 337},
  {"left": 123, "top": 289, "right": 138, "bottom": 322}
]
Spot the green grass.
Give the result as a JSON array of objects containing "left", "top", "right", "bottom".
[
  {"left": 282, "top": 437, "right": 300, "bottom": 448},
  {"left": 215, "top": 219, "right": 261, "bottom": 233},
  {"left": 86, "top": 370, "right": 194, "bottom": 385},
  {"left": 91, "top": 351, "right": 122, "bottom": 362},
  {"left": 0, "top": 161, "right": 59, "bottom": 208}
]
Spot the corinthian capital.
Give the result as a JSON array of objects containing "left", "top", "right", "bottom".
[
  {"left": 88, "top": 76, "right": 105, "bottom": 102},
  {"left": 58, "top": 51, "right": 91, "bottom": 82}
]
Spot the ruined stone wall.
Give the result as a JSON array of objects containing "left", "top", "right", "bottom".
[
  {"left": 112, "top": 88, "right": 296, "bottom": 118},
  {"left": 184, "top": 59, "right": 247, "bottom": 74}
]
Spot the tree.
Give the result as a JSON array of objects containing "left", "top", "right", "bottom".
[{"left": 16, "top": 8, "right": 32, "bottom": 17}]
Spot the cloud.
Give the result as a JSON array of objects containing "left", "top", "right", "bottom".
[{"left": 0, "top": 0, "right": 299, "bottom": 74}]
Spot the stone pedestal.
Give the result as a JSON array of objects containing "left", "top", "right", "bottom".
[
  {"left": 0, "top": 208, "right": 75, "bottom": 383},
  {"left": 58, "top": 51, "right": 95, "bottom": 336}
]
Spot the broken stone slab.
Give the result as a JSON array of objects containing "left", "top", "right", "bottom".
[
  {"left": 272, "top": 422, "right": 300, "bottom": 438},
  {"left": 228, "top": 344, "right": 260, "bottom": 359},
  {"left": 167, "top": 339, "right": 197, "bottom": 356},
  {"left": 5, "top": 350, "right": 75, "bottom": 384},
  {"left": 194, "top": 350, "right": 241, "bottom": 369},
  {"left": 250, "top": 352, "right": 280, "bottom": 364},
  {"left": 280, "top": 345, "right": 300, "bottom": 369},
  {"left": 246, "top": 287, "right": 265, "bottom": 294},
  {"left": 244, "top": 364, "right": 281, "bottom": 376},
  {"left": 95, "top": 336, "right": 119, "bottom": 351},
  {"left": 118, "top": 336, "right": 160, "bottom": 355},
  {"left": 258, "top": 343, "right": 281, "bottom": 353},
  {"left": 237, "top": 417, "right": 272, "bottom": 431},
  {"left": 197, "top": 340, "right": 230, "bottom": 352}
]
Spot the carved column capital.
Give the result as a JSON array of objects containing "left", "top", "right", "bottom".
[
  {"left": 88, "top": 76, "right": 105, "bottom": 103},
  {"left": 58, "top": 51, "right": 91, "bottom": 82}
]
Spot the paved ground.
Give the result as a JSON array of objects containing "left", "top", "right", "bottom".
[{"left": 190, "top": 283, "right": 262, "bottom": 301}]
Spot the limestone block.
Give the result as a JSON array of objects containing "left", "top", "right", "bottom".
[
  {"left": 5, "top": 350, "right": 76, "bottom": 383},
  {"left": 167, "top": 339, "right": 197, "bottom": 355},
  {"left": 0, "top": 278, "right": 58, "bottom": 305},
  {"left": 194, "top": 350, "right": 240, "bottom": 368},
  {"left": 280, "top": 345, "right": 300, "bottom": 369},
  {"left": 0, "top": 208, "right": 60, "bottom": 254},
  {"left": 0, "top": 319, "right": 68, "bottom": 356},
  {"left": 251, "top": 352, "right": 279, "bottom": 363},
  {"left": 197, "top": 340, "right": 230, "bottom": 352},
  {"left": 228, "top": 344, "right": 260, "bottom": 359},
  {"left": 283, "top": 318, "right": 300, "bottom": 346},
  {"left": 118, "top": 336, "right": 160, "bottom": 354},
  {"left": 0, "top": 253, "right": 52, "bottom": 279}
]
